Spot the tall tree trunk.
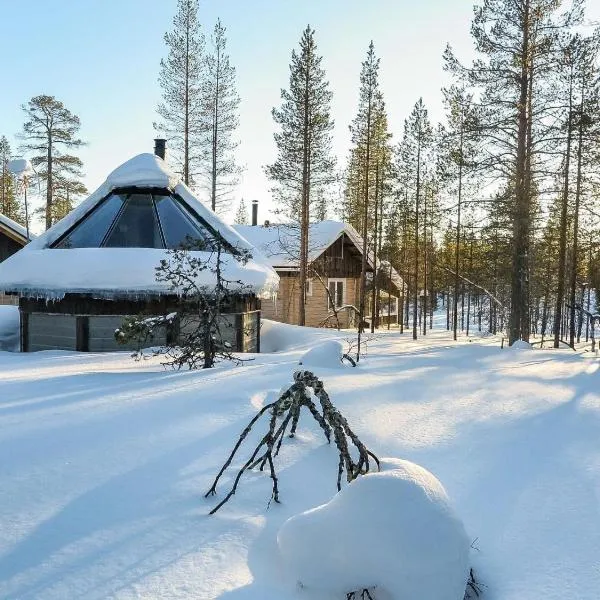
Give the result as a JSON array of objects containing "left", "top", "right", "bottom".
[
  {"left": 298, "top": 47, "right": 311, "bottom": 327},
  {"left": 412, "top": 130, "right": 421, "bottom": 341},
  {"left": 370, "top": 160, "right": 380, "bottom": 333},
  {"left": 184, "top": 21, "right": 190, "bottom": 186},
  {"left": 358, "top": 94, "right": 373, "bottom": 353},
  {"left": 553, "top": 66, "right": 574, "bottom": 348},
  {"left": 453, "top": 116, "right": 464, "bottom": 341},
  {"left": 211, "top": 47, "right": 221, "bottom": 211},
  {"left": 569, "top": 93, "right": 585, "bottom": 348},
  {"left": 509, "top": 0, "right": 531, "bottom": 345},
  {"left": 46, "top": 130, "right": 53, "bottom": 230}
]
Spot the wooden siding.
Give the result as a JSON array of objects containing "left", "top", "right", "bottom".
[
  {"left": 264, "top": 273, "right": 361, "bottom": 328},
  {"left": 0, "top": 293, "right": 18, "bottom": 306},
  {"left": 27, "top": 313, "right": 77, "bottom": 352},
  {"left": 21, "top": 303, "right": 260, "bottom": 353}
]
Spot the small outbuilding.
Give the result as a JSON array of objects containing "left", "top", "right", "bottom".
[{"left": 0, "top": 145, "right": 278, "bottom": 352}]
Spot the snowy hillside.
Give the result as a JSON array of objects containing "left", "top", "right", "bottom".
[{"left": 0, "top": 320, "right": 599, "bottom": 599}]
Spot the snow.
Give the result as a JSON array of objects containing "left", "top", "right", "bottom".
[
  {"left": 0, "top": 248, "right": 279, "bottom": 300},
  {"left": 0, "top": 317, "right": 599, "bottom": 599},
  {"left": 298, "top": 340, "right": 345, "bottom": 370},
  {"left": 277, "top": 458, "right": 470, "bottom": 599},
  {"left": 0, "top": 212, "right": 30, "bottom": 241},
  {"left": 0, "top": 153, "right": 278, "bottom": 299},
  {"left": 0, "top": 305, "right": 19, "bottom": 351},
  {"left": 510, "top": 340, "right": 533, "bottom": 350},
  {"left": 7, "top": 158, "right": 34, "bottom": 178}
]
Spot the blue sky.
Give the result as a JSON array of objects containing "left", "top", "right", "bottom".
[{"left": 1, "top": 0, "right": 597, "bottom": 227}]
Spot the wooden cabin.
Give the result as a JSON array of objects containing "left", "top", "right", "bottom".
[
  {"left": 0, "top": 148, "right": 278, "bottom": 352},
  {"left": 0, "top": 214, "right": 30, "bottom": 306},
  {"left": 235, "top": 221, "right": 404, "bottom": 328}
]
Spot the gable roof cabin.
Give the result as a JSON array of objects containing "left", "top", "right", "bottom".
[
  {"left": 0, "top": 145, "right": 278, "bottom": 352},
  {"left": 0, "top": 213, "right": 32, "bottom": 306},
  {"left": 235, "top": 220, "right": 404, "bottom": 328}
]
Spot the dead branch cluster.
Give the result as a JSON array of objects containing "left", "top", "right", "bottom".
[{"left": 205, "top": 369, "right": 380, "bottom": 514}]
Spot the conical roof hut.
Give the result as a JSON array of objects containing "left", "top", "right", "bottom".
[{"left": 0, "top": 146, "right": 278, "bottom": 352}]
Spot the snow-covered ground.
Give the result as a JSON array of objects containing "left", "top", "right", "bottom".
[{"left": 0, "top": 318, "right": 599, "bottom": 599}]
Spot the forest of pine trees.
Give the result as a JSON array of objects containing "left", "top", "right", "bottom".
[{"left": 1, "top": 0, "right": 598, "bottom": 347}]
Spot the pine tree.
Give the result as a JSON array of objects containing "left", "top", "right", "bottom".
[
  {"left": 234, "top": 198, "right": 249, "bottom": 224},
  {"left": 19, "top": 95, "right": 85, "bottom": 230},
  {"left": 396, "top": 98, "right": 433, "bottom": 340},
  {"left": 445, "top": 0, "right": 581, "bottom": 344},
  {"left": 348, "top": 42, "right": 381, "bottom": 341},
  {"left": 200, "top": 20, "right": 242, "bottom": 215},
  {"left": 439, "top": 85, "right": 479, "bottom": 340},
  {"left": 265, "top": 25, "right": 335, "bottom": 326},
  {"left": 155, "top": 0, "right": 204, "bottom": 186},
  {"left": 0, "top": 136, "right": 22, "bottom": 223}
]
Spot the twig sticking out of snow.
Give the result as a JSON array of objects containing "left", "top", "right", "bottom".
[
  {"left": 346, "top": 587, "right": 376, "bottom": 599},
  {"left": 205, "top": 370, "right": 380, "bottom": 514}
]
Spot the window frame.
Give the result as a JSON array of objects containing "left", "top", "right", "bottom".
[
  {"left": 327, "top": 278, "right": 346, "bottom": 310},
  {"left": 50, "top": 186, "right": 238, "bottom": 254},
  {"left": 305, "top": 277, "right": 313, "bottom": 297}
]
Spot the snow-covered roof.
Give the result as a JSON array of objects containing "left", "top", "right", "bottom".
[
  {"left": 235, "top": 221, "right": 405, "bottom": 293},
  {"left": 0, "top": 213, "right": 31, "bottom": 244},
  {"left": 235, "top": 221, "right": 363, "bottom": 268},
  {"left": 0, "top": 153, "right": 279, "bottom": 299}
]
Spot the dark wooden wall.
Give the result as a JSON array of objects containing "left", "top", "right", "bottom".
[
  {"left": 311, "top": 234, "right": 366, "bottom": 278},
  {"left": 0, "top": 232, "right": 23, "bottom": 262}
]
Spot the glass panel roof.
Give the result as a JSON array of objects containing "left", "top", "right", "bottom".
[{"left": 53, "top": 190, "right": 222, "bottom": 251}]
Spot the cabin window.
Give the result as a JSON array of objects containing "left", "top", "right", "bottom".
[
  {"left": 328, "top": 278, "right": 345, "bottom": 309},
  {"left": 103, "top": 194, "right": 162, "bottom": 248},
  {"left": 54, "top": 193, "right": 125, "bottom": 248},
  {"left": 155, "top": 195, "right": 216, "bottom": 250},
  {"left": 305, "top": 278, "right": 313, "bottom": 297},
  {"left": 52, "top": 189, "right": 227, "bottom": 252}
]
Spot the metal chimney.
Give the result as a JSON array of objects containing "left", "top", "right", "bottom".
[
  {"left": 154, "top": 138, "right": 166, "bottom": 160},
  {"left": 251, "top": 200, "right": 258, "bottom": 226}
]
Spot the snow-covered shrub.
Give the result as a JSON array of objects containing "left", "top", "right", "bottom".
[{"left": 278, "top": 458, "right": 470, "bottom": 600}]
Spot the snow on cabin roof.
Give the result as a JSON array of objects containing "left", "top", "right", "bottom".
[
  {"left": 235, "top": 221, "right": 405, "bottom": 292},
  {"left": 0, "top": 213, "right": 31, "bottom": 244},
  {"left": 0, "top": 153, "right": 279, "bottom": 299},
  {"left": 0, "top": 248, "right": 279, "bottom": 301},
  {"left": 235, "top": 221, "right": 360, "bottom": 268}
]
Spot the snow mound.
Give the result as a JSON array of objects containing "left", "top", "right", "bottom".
[
  {"left": 260, "top": 319, "right": 337, "bottom": 353},
  {"left": 0, "top": 305, "right": 19, "bottom": 352},
  {"left": 510, "top": 340, "right": 533, "bottom": 350},
  {"left": 298, "top": 340, "right": 344, "bottom": 369},
  {"left": 277, "top": 458, "right": 470, "bottom": 599}
]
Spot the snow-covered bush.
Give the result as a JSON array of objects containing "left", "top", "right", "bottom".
[{"left": 278, "top": 458, "right": 470, "bottom": 600}]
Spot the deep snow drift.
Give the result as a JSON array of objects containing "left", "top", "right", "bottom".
[
  {"left": 278, "top": 458, "right": 470, "bottom": 599},
  {"left": 0, "top": 318, "right": 599, "bottom": 599}
]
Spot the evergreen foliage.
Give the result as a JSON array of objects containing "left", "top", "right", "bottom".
[
  {"left": 155, "top": 0, "right": 204, "bottom": 186},
  {"left": 199, "top": 19, "right": 242, "bottom": 215},
  {"left": 265, "top": 25, "right": 335, "bottom": 325},
  {"left": 0, "top": 136, "right": 23, "bottom": 223},
  {"left": 19, "top": 95, "right": 85, "bottom": 229}
]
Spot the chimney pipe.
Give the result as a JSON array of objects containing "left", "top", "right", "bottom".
[
  {"left": 251, "top": 200, "right": 258, "bottom": 226},
  {"left": 154, "top": 138, "right": 166, "bottom": 160}
]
